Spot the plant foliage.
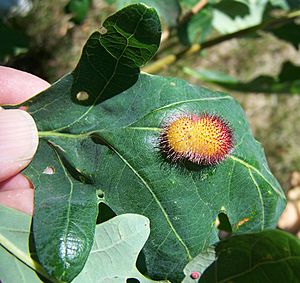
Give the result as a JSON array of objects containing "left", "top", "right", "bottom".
[{"left": 2, "top": 1, "right": 300, "bottom": 283}]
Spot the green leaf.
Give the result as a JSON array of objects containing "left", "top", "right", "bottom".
[
  {"left": 74, "top": 214, "right": 168, "bottom": 283},
  {"left": 0, "top": 20, "right": 28, "bottom": 61},
  {"left": 24, "top": 139, "right": 98, "bottom": 282},
  {"left": 269, "top": 0, "right": 300, "bottom": 9},
  {"left": 178, "top": 6, "right": 213, "bottom": 45},
  {"left": 179, "top": 0, "right": 221, "bottom": 9},
  {"left": 110, "top": 0, "right": 181, "bottom": 27},
  {"left": 23, "top": 69, "right": 286, "bottom": 282},
  {"left": 214, "top": 0, "right": 250, "bottom": 19},
  {"left": 19, "top": 4, "right": 161, "bottom": 282},
  {"left": 0, "top": 205, "right": 164, "bottom": 283},
  {"left": 0, "top": 205, "right": 53, "bottom": 283},
  {"left": 199, "top": 229, "right": 300, "bottom": 282},
  {"left": 212, "top": 0, "right": 266, "bottom": 34},
  {"left": 182, "top": 247, "right": 215, "bottom": 283},
  {"left": 269, "top": 21, "right": 300, "bottom": 50},
  {"left": 9, "top": 3, "right": 285, "bottom": 282},
  {"left": 65, "top": 0, "right": 91, "bottom": 24},
  {"left": 188, "top": 61, "right": 300, "bottom": 94},
  {"left": 183, "top": 67, "right": 239, "bottom": 84}
]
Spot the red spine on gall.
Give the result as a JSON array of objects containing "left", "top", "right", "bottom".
[{"left": 159, "top": 113, "right": 234, "bottom": 165}]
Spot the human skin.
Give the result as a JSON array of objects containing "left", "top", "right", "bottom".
[{"left": 0, "top": 66, "right": 50, "bottom": 215}]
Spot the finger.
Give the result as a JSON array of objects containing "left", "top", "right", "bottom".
[
  {"left": 0, "top": 66, "right": 50, "bottom": 105},
  {"left": 0, "top": 188, "right": 33, "bottom": 215},
  {"left": 0, "top": 173, "right": 33, "bottom": 191},
  {"left": 0, "top": 109, "right": 38, "bottom": 182},
  {"left": 0, "top": 173, "right": 33, "bottom": 215}
]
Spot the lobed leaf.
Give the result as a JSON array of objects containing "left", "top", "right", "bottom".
[
  {"left": 0, "top": 205, "right": 51, "bottom": 283},
  {"left": 7, "top": 3, "right": 286, "bottom": 282},
  {"left": 74, "top": 214, "right": 168, "bottom": 283},
  {"left": 199, "top": 229, "right": 300, "bottom": 282},
  {"left": 22, "top": 3, "right": 161, "bottom": 282}
]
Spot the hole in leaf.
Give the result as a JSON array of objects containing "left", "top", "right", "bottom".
[
  {"left": 43, "top": 166, "right": 55, "bottom": 175},
  {"left": 217, "top": 213, "right": 232, "bottom": 240},
  {"left": 126, "top": 279, "right": 140, "bottom": 283},
  {"left": 97, "top": 202, "right": 116, "bottom": 224},
  {"left": 76, "top": 91, "right": 89, "bottom": 101},
  {"left": 97, "top": 189, "right": 104, "bottom": 199},
  {"left": 99, "top": 26, "right": 107, "bottom": 34}
]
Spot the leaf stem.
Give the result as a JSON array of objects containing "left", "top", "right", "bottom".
[
  {"left": 38, "top": 131, "right": 91, "bottom": 139},
  {"left": 142, "top": 9, "right": 300, "bottom": 74}
]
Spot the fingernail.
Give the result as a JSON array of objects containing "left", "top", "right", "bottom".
[{"left": 0, "top": 109, "right": 38, "bottom": 182}]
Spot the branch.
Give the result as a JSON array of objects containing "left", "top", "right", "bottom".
[
  {"left": 142, "top": 9, "right": 300, "bottom": 74},
  {"left": 180, "top": 0, "right": 208, "bottom": 25}
]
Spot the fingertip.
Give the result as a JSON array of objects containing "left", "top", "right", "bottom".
[
  {"left": 0, "top": 66, "right": 50, "bottom": 105},
  {"left": 0, "top": 188, "right": 34, "bottom": 215},
  {"left": 0, "top": 173, "right": 33, "bottom": 191},
  {"left": 0, "top": 109, "right": 38, "bottom": 182}
]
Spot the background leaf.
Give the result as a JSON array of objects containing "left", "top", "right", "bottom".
[
  {"left": 199, "top": 229, "right": 300, "bottom": 283},
  {"left": 0, "top": 205, "right": 166, "bottom": 283},
  {"left": 182, "top": 247, "right": 215, "bottom": 283},
  {"left": 187, "top": 61, "right": 300, "bottom": 94},
  {"left": 269, "top": 0, "right": 300, "bottom": 9},
  {"left": 183, "top": 67, "right": 239, "bottom": 84},
  {"left": 74, "top": 214, "right": 168, "bottom": 283},
  {"left": 0, "top": 205, "right": 52, "bottom": 283},
  {"left": 65, "top": 0, "right": 91, "bottom": 24},
  {"left": 0, "top": 19, "right": 28, "bottom": 61},
  {"left": 268, "top": 21, "right": 300, "bottom": 50},
  {"left": 108, "top": 0, "right": 181, "bottom": 27},
  {"left": 178, "top": 6, "right": 213, "bottom": 45},
  {"left": 212, "top": 0, "right": 266, "bottom": 34}
]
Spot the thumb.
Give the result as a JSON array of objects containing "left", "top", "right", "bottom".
[{"left": 0, "top": 109, "right": 38, "bottom": 182}]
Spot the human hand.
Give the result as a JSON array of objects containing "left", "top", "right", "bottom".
[{"left": 0, "top": 66, "right": 49, "bottom": 215}]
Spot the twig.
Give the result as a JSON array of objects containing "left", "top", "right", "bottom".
[
  {"left": 142, "top": 9, "right": 300, "bottom": 74},
  {"left": 160, "top": 0, "right": 208, "bottom": 45},
  {"left": 180, "top": 0, "right": 208, "bottom": 25}
]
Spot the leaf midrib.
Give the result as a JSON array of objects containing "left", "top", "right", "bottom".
[
  {"left": 38, "top": 131, "right": 284, "bottom": 201},
  {"left": 50, "top": 9, "right": 148, "bottom": 133},
  {"left": 107, "top": 143, "right": 193, "bottom": 261}
]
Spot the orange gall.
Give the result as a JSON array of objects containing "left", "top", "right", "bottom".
[{"left": 159, "top": 113, "right": 234, "bottom": 165}]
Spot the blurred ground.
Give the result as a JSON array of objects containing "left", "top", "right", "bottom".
[{"left": 3, "top": 0, "right": 300, "bottom": 235}]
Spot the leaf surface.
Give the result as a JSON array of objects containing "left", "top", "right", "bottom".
[
  {"left": 182, "top": 247, "right": 215, "bottom": 283},
  {"left": 10, "top": 3, "right": 286, "bottom": 283},
  {"left": 20, "top": 4, "right": 162, "bottom": 282},
  {"left": 110, "top": 0, "right": 181, "bottom": 27},
  {"left": 178, "top": 6, "right": 213, "bottom": 45},
  {"left": 0, "top": 205, "right": 51, "bottom": 283},
  {"left": 187, "top": 61, "right": 300, "bottom": 94},
  {"left": 199, "top": 229, "right": 300, "bottom": 283},
  {"left": 74, "top": 214, "right": 168, "bottom": 283},
  {"left": 269, "top": 21, "right": 300, "bottom": 50},
  {"left": 23, "top": 70, "right": 286, "bottom": 281}
]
